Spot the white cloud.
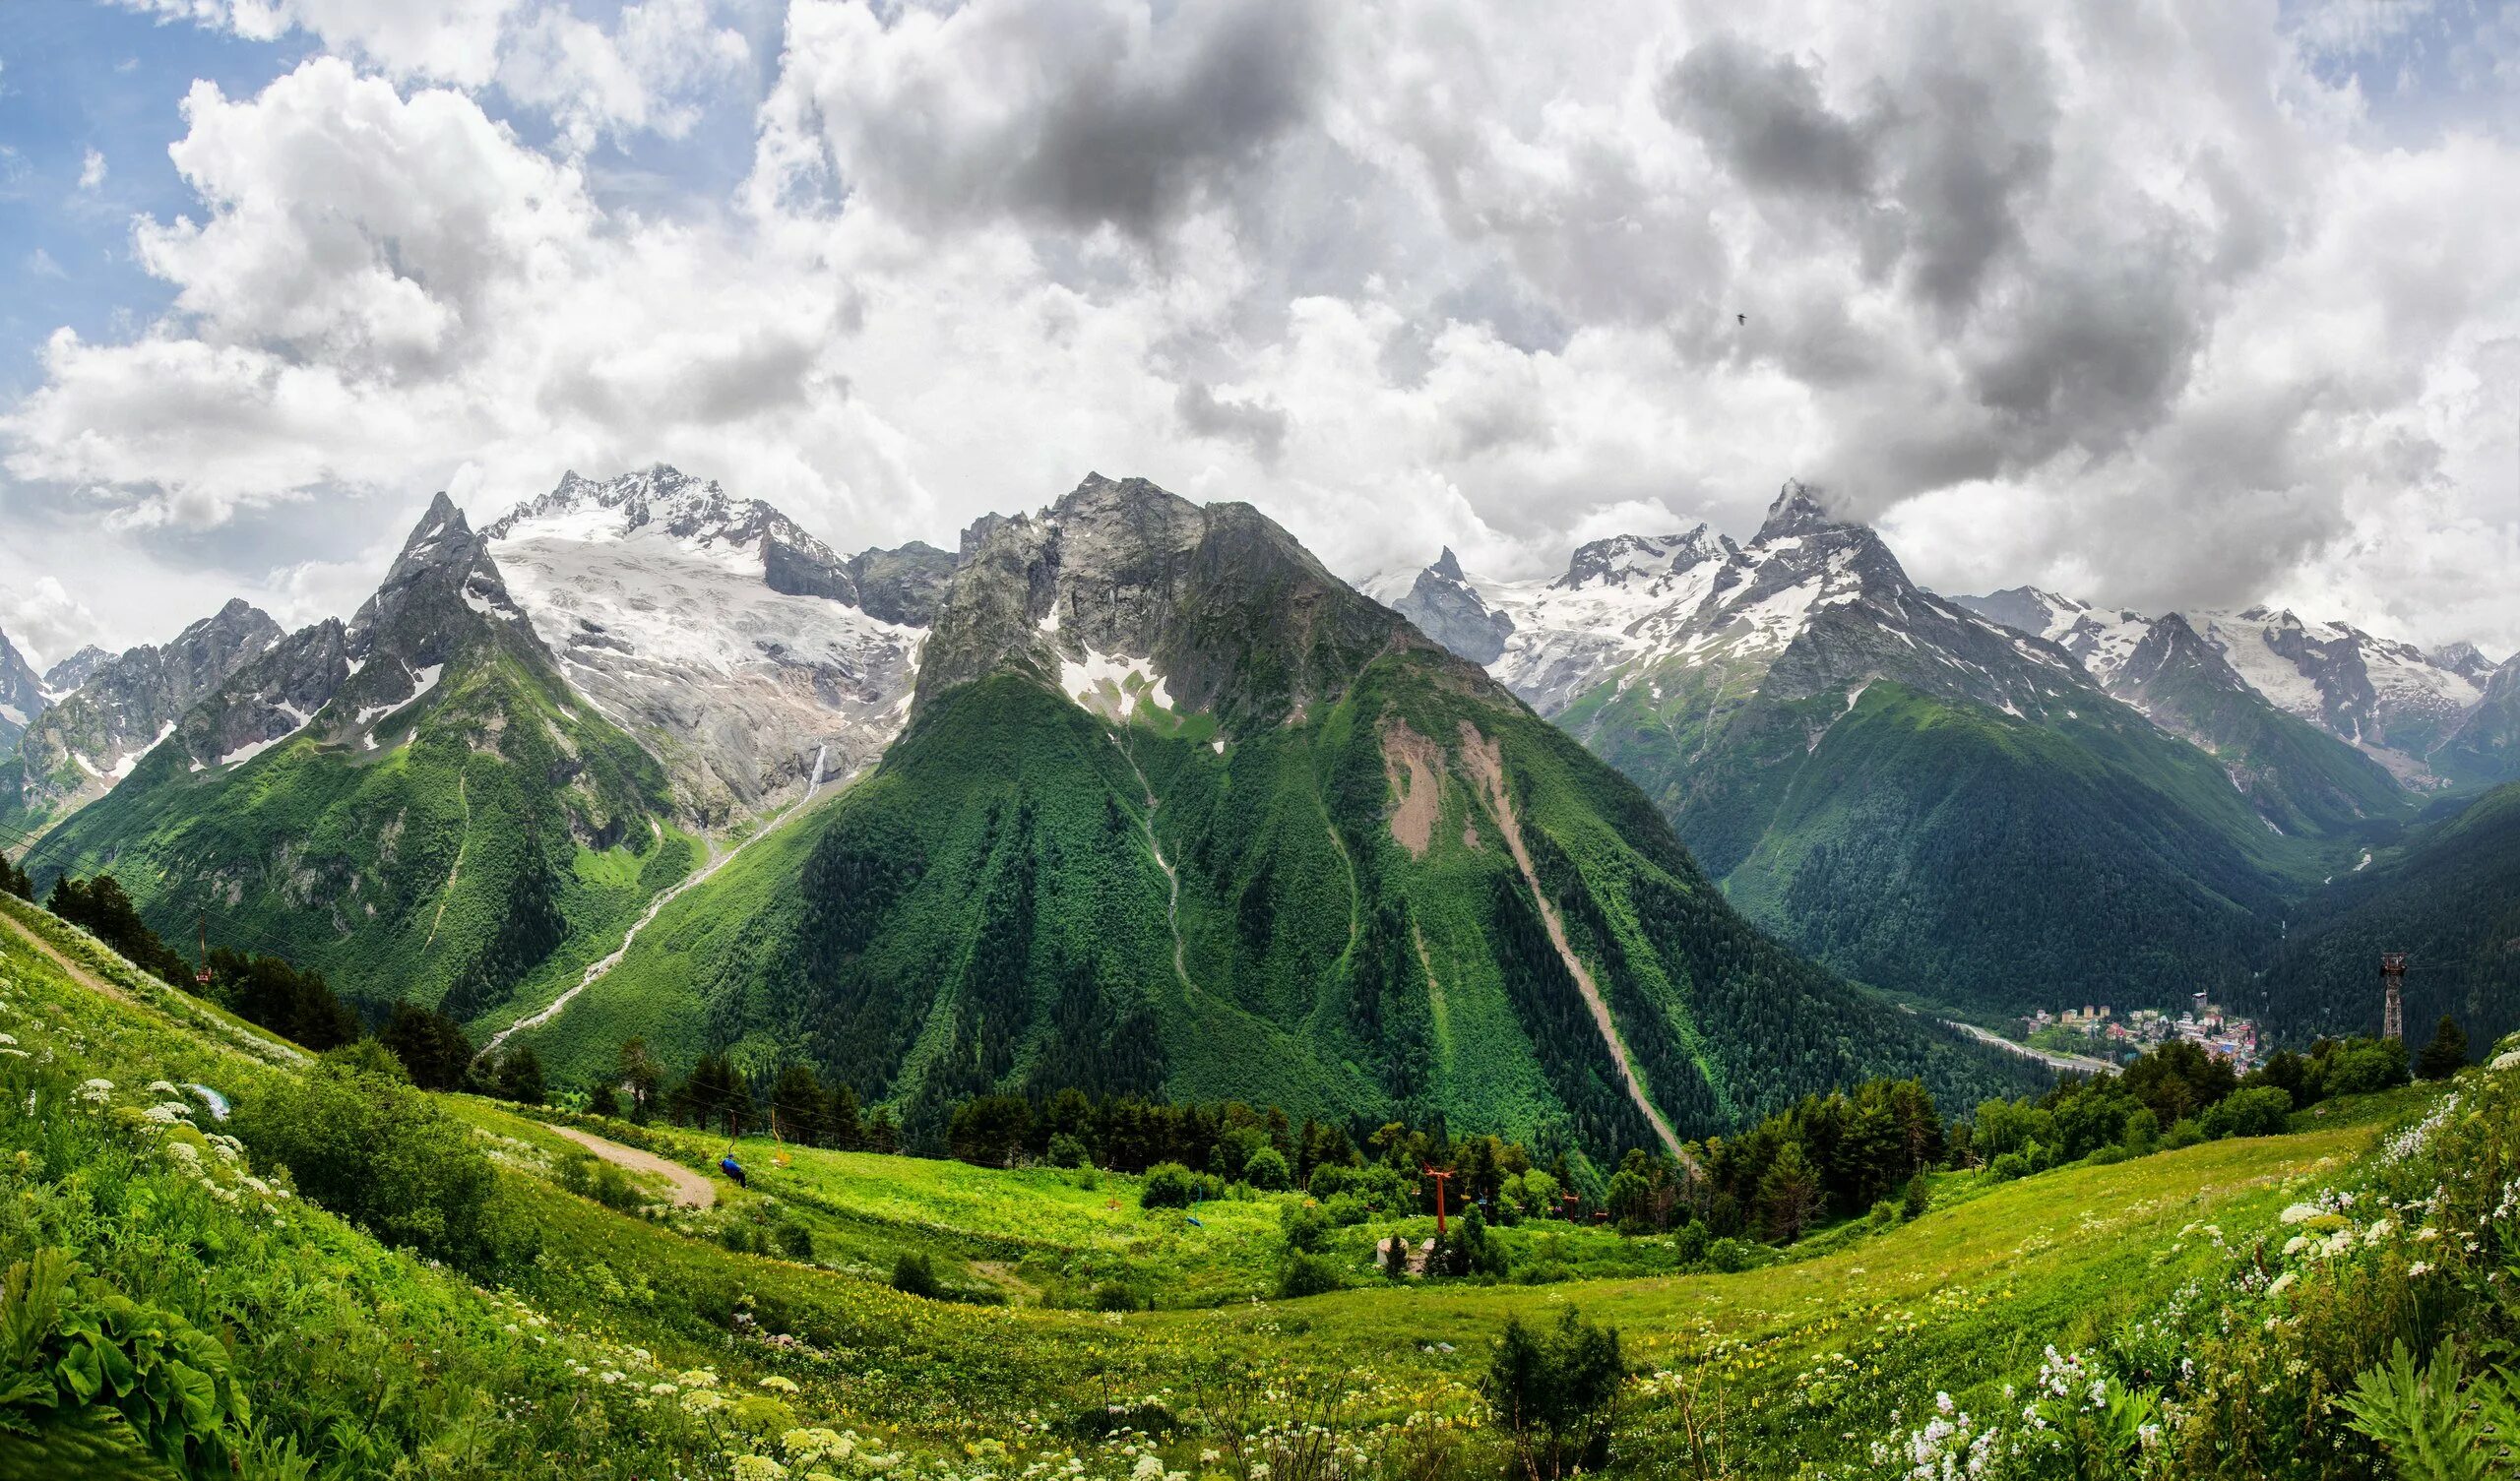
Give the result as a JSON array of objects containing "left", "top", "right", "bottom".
[
  {"left": 0, "top": 576, "right": 97, "bottom": 672},
  {"left": 109, "top": 0, "right": 748, "bottom": 150},
  {"left": 13, "top": 0, "right": 2520, "bottom": 658},
  {"left": 78, "top": 150, "right": 106, "bottom": 191}
]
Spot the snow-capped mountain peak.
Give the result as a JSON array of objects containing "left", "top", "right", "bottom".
[
  {"left": 1554, "top": 527, "right": 1736, "bottom": 591},
  {"left": 1754, "top": 477, "right": 1843, "bottom": 541},
  {"left": 1962, "top": 584, "right": 2501, "bottom": 785},
  {"left": 485, "top": 467, "right": 937, "bottom": 824}
]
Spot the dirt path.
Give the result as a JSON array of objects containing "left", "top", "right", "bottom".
[
  {"left": 546, "top": 1124, "right": 717, "bottom": 1208},
  {"left": 0, "top": 907, "right": 135, "bottom": 1005},
  {"left": 0, "top": 904, "right": 306, "bottom": 1067},
  {"left": 969, "top": 1260, "right": 1040, "bottom": 1305},
  {"left": 1455, "top": 721, "right": 1690, "bottom": 1166}
]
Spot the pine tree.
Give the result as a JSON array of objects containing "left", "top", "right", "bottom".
[
  {"left": 494, "top": 1047, "right": 546, "bottom": 1106},
  {"left": 616, "top": 1037, "right": 664, "bottom": 1123},
  {"left": 1756, "top": 1142, "right": 1825, "bottom": 1244},
  {"left": 2418, "top": 1016, "right": 2470, "bottom": 1081}
]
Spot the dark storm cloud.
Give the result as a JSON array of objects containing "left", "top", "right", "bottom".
[
  {"left": 1886, "top": 31, "right": 2057, "bottom": 318},
  {"left": 1659, "top": 38, "right": 1879, "bottom": 200},
  {"left": 1174, "top": 381, "right": 1289, "bottom": 463},
  {"left": 1012, "top": 0, "right": 1329, "bottom": 237},
  {"left": 811, "top": 0, "right": 1334, "bottom": 243},
  {"left": 1662, "top": 22, "right": 2055, "bottom": 319}
]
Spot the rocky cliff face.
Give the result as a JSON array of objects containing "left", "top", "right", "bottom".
[
  {"left": 0, "top": 629, "right": 42, "bottom": 760},
  {"left": 39, "top": 647, "right": 112, "bottom": 698},
  {"left": 915, "top": 472, "right": 1422, "bottom": 733},
  {"left": 9, "top": 600, "right": 284, "bottom": 819},
  {"left": 2434, "top": 653, "right": 2520, "bottom": 784}
]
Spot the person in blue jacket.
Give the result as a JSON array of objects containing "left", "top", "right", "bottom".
[{"left": 721, "top": 1154, "right": 747, "bottom": 1189}]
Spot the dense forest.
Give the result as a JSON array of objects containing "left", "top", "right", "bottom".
[{"left": 2252, "top": 780, "right": 2520, "bottom": 1046}]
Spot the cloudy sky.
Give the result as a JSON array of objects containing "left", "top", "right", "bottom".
[{"left": 0, "top": 0, "right": 2515, "bottom": 670}]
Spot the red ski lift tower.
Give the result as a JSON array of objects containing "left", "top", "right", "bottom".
[
  {"left": 2381, "top": 952, "right": 2408, "bottom": 1042},
  {"left": 1420, "top": 1165, "right": 1457, "bottom": 1237}
]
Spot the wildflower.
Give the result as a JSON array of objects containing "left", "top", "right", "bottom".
[
  {"left": 2279, "top": 1203, "right": 2320, "bottom": 1224},
  {"left": 77, "top": 1079, "right": 113, "bottom": 1104},
  {"left": 759, "top": 1375, "right": 800, "bottom": 1393},
  {"left": 2409, "top": 1262, "right": 2433, "bottom": 1277},
  {"left": 733, "top": 1458, "right": 789, "bottom": 1481},
  {"left": 144, "top": 1102, "right": 192, "bottom": 1124},
  {"left": 2267, "top": 1271, "right": 2296, "bottom": 1296}
]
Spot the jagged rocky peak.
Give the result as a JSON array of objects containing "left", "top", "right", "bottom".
[
  {"left": 2429, "top": 641, "right": 2499, "bottom": 684},
  {"left": 1754, "top": 477, "right": 1847, "bottom": 540},
  {"left": 8, "top": 598, "right": 286, "bottom": 806},
  {"left": 920, "top": 471, "right": 1420, "bottom": 732},
  {"left": 41, "top": 646, "right": 113, "bottom": 698},
  {"left": 348, "top": 492, "right": 530, "bottom": 662},
  {"left": 1390, "top": 545, "right": 1517, "bottom": 665},
  {"left": 1953, "top": 586, "right": 2083, "bottom": 638},
  {"left": 1556, "top": 527, "right": 1733, "bottom": 590}
]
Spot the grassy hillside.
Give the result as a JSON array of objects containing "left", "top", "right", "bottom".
[
  {"left": 0, "top": 886, "right": 2481, "bottom": 1479},
  {"left": 534, "top": 651, "right": 2037, "bottom": 1160},
  {"left": 1565, "top": 673, "right": 2351, "bottom": 1018},
  {"left": 2255, "top": 779, "right": 2520, "bottom": 1046},
  {"left": 27, "top": 641, "right": 691, "bottom": 1033}
]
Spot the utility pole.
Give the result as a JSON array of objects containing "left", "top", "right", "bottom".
[
  {"left": 2381, "top": 952, "right": 2407, "bottom": 1042},
  {"left": 1421, "top": 1165, "right": 1456, "bottom": 1237},
  {"left": 195, "top": 912, "right": 212, "bottom": 986}
]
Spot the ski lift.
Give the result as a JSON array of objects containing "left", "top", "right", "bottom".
[{"left": 770, "top": 1111, "right": 791, "bottom": 1168}]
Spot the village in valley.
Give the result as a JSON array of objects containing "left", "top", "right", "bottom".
[{"left": 2020, "top": 993, "right": 2264, "bottom": 1069}]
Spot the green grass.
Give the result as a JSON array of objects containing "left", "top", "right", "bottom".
[
  {"left": 0, "top": 890, "right": 2451, "bottom": 1478},
  {"left": 26, "top": 635, "right": 688, "bottom": 1034}
]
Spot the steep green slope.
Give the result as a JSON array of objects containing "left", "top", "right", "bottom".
[
  {"left": 524, "top": 476, "right": 2037, "bottom": 1157},
  {"left": 2255, "top": 780, "right": 2520, "bottom": 1045},
  {"left": 27, "top": 497, "right": 688, "bottom": 1030},
  {"left": 1704, "top": 682, "right": 2314, "bottom": 1015},
  {"left": 1515, "top": 507, "right": 2352, "bottom": 1018}
]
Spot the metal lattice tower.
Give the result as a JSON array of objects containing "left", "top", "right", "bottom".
[{"left": 2381, "top": 952, "right": 2408, "bottom": 1042}]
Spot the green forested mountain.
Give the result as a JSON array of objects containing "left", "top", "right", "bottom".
[
  {"left": 512, "top": 474, "right": 2034, "bottom": 1155},
  {"left": 1388, "top": 486, "right": 2374, "bottom": 1018},
  {"left": 2253, "top": 781, "right": 2520, "bottom": 1047},
  {"left": 27, "top": 495, "right": 689, "bottom": 1027}
]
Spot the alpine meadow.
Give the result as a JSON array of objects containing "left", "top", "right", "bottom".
[{"left": 3, "top": 2, "right": 2519, "bottom": 1479}]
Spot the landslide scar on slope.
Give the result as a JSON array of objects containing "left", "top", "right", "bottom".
[
  {"left": 1381, "top": 720, "right": 1444, "bottom": 858},
  {"left": 1455, "top": 720, "right": 1688, "bottom": 1164}
]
